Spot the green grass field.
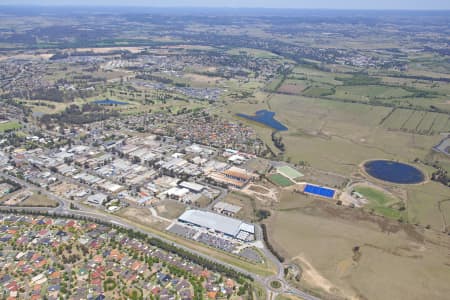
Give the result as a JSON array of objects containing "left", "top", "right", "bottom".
[
  {"left": 0, "top": 121, "right": 21, "bottom": 132},
  {"left": 353, "top": 186, "right": 404, "bottom": 220},
  {"left": 382, "top": 109, "right": 449, "bottom": 134},
  {"left": 354, "top": 187, "right": 393, "bottom": 206},
  {"left": 417, "top": 112, "right": 439, "bottom": 133},
  {"left": 268, "top": 173, "right": 294, "bottom": 187},
  {"left": 402, "top": 111, "right": 427, "bottom": 131},
  {"left": 277, "top": 166, "right": 304, "bottom": 179},
  {"left": 381, "top": 108, "right": 413, "bottom": 129},
  {"left": 266, "top": 75, "right": 286, "bottom": 92},
  {"left": 229, "top": 92, "right": 441, "bottom": 175},
  {"left": 226, "top": 47, "right": 281, "bottom": 59},
  {"left": 303, "top": 86, "right": 334, "bottom": 97},
  {"left": 333, "top": 85, "right": 412, "bottom": 102}
]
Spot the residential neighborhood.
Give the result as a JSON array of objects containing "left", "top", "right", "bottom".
[{"left": 0, "top": 213, "right": 251, "bottom": 300}]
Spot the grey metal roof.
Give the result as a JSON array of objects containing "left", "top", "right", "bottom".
[{"left": 178, "top": 210, "right": 253, "bottom": 237}]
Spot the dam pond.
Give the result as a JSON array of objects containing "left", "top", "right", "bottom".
[
  {"left": 364, "top": 160, "right": 425, "bottom": 184},
  {"left": 92, "top": 99, "right": 128, "bottom": 105},
  {"left": 236, "top": 110, "right": 288, "bottom": 131}
]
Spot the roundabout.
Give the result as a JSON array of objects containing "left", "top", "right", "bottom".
[{"left": 270, "top": 279, "right": 283, "bottom": 290}]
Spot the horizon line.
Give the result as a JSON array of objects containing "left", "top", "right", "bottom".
[{"left": 0, "top": 5, "right": 449, "bottom": 11}]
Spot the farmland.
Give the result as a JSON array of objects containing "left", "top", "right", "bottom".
[
  {"left": 381, "top": 109, "right": 449, "bottom": 134},
  {"left": 0, "top": 8, "right": 449, "bottom": 300},
  {"left": 228, "top": 93, "right": 442, "bottom": 175}
]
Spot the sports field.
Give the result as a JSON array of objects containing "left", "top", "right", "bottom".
[
  {"left": 277, "top": 166, "right": 304, "bottom": 180},
  {"left": 304, "top": 184, "right": 335, "bottom": 199},
  {"left": 268, "top": 173, "right": 294, "bottom": 187}
]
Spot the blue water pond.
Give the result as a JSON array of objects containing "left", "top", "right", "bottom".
[
  {"left": 236, "top": 110, "right": 288, "bottom": 131},
  {"left": 364, "top": 160, "right": 425, "bottom": 184},
  {"left": 92, "top": 99, "right": 128, "bottom": 105}
]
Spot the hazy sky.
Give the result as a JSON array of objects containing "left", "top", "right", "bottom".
[{"left": 1, "top": 0, "right": 449, "bottom": 10}]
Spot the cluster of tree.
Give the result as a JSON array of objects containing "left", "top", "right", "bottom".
[
  {"left": 337, "top": 74, "right": 382, "bottom": 86},
  {"left": 162, "top": 263, "right": 206, "bottom": 300},
  {"left": 260, "top": 223, "right": 285, "bottom": 263},
  {"left": 136, "top": 73, "right": 175, "bottom": 84},
  {"left": 147, "top": 235, "right": 253, "bottom": 282},
  {"left": 173, "top": 31, "right": 342, "bottom": 65},
  {"left": 50, "top": 49, "right": 130, "bottom": 60},
  {"left": 29, "top": 87, "right": 73, "bottom": 102},
  {"left": 402, "top": 86, "right": 439, "bottom": 98},
  {"left": 40, "top": 103, "right": 119, "bottom": 125},
  {"left": 237, "top": 282, "right": 254, "bottom": 299},
  {"left": 57, "top": 75, "right": 105, "bottom": 84},
  {"left": 389, "top": 73, "right": 450, "bottom": 83},
  {"left": 61, "top": 253, "right": 81, "bottom": 264},
  {"left": 271, "top": 132, "right": 285, "bottom": 152},
  {"left": 103, "top": 278, "right": 117, "bottom": 292},
  {"left": 24, "top": 86, "right": 96, "bottom": 102},
  {"left": 255, "top": 209, "right": 271, "bottom": 221},
  {"left": 0, "top": 178, "right": 21, "bottom": 193},
  {"left": 3, "top": 24, "right": 114, "bottom": 49},
  {"left": 431, "top": 169, "right": 450, "bottom": 186},
  {"left": 424, "top": 46, "right": 450, "bottom": 58}
]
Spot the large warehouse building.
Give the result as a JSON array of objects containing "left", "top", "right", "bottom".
[{"left": 178, "top": 210, "right": 255, "bottom": 240}]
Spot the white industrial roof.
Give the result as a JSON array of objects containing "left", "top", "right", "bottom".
[
  {"left": 239, "top": 223, "right": 255, "bottom": 234},
  {"left": 179, "top": 181, "right": 205, "bottom": 192},
  {"left": 87, "top": 193, "right": 107, "bottom": 204},
  {"left": 228, "top": 154, "right": 245, "bottom": 162},
  {"left": 178, "top": 210, "right": 254, "bottom": 237},
  {"left": 167, "top": 187, "right": 189, "bottom": 198},
  {"left": 214, "top": 201, "right": 242, "bottom": 213}
]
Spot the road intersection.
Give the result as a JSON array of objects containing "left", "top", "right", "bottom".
[{"left": 0, "top": 172, "right": 320, "bottom": 300}]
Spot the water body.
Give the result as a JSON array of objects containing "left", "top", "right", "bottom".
[
  {"left": 92, "top": 99, "right": 128, "bottom": 105},
  {"left": 364, "top": 160, "right": 425, "bottom": 184},
  {"left": 236, "top": 110, "right": 288, "bottom": 131}
]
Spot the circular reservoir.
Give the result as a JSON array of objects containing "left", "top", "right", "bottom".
[{"left": 364, "top": 160, "right": 425, "bottom": 184}]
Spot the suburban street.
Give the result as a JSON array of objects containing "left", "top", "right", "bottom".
[{"left": 0, "top": 172, "right": 320, "bottom": 300}]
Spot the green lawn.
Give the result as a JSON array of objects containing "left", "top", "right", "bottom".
[
  {"left": 354, "top": 187, "right": 393, "bottom": 206},
  {"left": 277, "top": 166, "right": 304, "bottom": 180},
  {"left": 268, "top": 173, "right": 294, "bottom": 187},
  {"left": 0, "top": 121, "right": 21, "bottom": 132},
  {"left": 303, "top": 86, "right": 334, "bottom": 97},
  {"left": 335, "top": 85, "right": 412, "bottom": 100},
  {"left": 354, "top": 186, "right": 404, "bottom": 220},
  {"left": 372, "top": 206, "right": 403, "bottom": 220}
]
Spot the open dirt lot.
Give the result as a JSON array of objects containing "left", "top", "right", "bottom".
[
  {"left": 278, "top": 83, "right": 307, "bottom": 95},
  {"left": 267, "top": 192, "right": 450, "bottom": 300},
  {"left": 154, "top": 200, "right": 186, "bottom": 219},
  {"left": 19, "top": 193, "right": 58, "bottom": 207},
  {"left": 116, "top": 207, "right": 169, "bottom": 230}
]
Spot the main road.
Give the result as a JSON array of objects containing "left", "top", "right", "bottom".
[{"left": 0, "top": 172, "right": 320, "bottom": 300}]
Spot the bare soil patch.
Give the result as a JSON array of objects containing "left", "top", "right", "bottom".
[
  {"left": 266, "top": 191, "right": 450, "bottom": 300},
  {"left": 278, "top": 83, "right": 307, "bottom": 94},
  {"left": 117, "top": 207, "right": 168, "bottom": 230}
]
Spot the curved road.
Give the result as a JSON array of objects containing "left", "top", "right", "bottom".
[{"left": 0, "top": 172, "right": 319, "bottom": 300}]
